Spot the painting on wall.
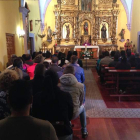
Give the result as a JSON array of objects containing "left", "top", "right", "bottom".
[{"left": 81, "top": 0, "right": 92, "bottom": 11}]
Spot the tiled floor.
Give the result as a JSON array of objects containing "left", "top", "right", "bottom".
[{"left": 84, "top": 69, "right": 140, "bottom": 118}]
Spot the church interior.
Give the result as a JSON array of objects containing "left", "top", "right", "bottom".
[{"left": 0, "top": 0, "right": 140, "bottom": 140}]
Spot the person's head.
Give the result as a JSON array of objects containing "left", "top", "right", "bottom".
[
  {"left": 43, "top": 62, "right": 50, "bottom": 69},
  {"left": 9, "top": 54, "right": 17, "bottom": 65},
  {"left": 22, "top": 54, "right": 26, "bottom": 61},
  {"left": 32, "top": 52, "right": 36, "bottom": 60},
  {"left": 73, "top": 51, "right": 78, "bottom": 56},
  {"left": 45, "top": 70, "right": 59, "bottom": 87},
  {"left": 8, "top": 80, "right": 32, "bottom": 112},
  {"left": 99, "top": 55, "right": 104, "bottom": 59},
  {"left": 42, "top": 53, "right": 46, "bottom": 58},
  {"left": 25, "top": 54, "right": 32, "bottom": 61},
  {"left": 34, "top": 54, "right": 44, "bottom": 64},
  {"left": 120, "top": 50, "right": 126, "bottom": 57},
  {"left": 71, "top": 55, "right": 78, "bottom": 64},
  {"left": 0, "top": 70, "right": 19, "bottom": 91},
  {"left": 111, "top": 51, "right": 116, "bottom": 58},
  {"left": 121, "top": 56, "right": 127, "bottom": 62},
  {"left": 104, "top": 51, "right": 109, "bottom": 57},
  {"left": 67, "top": 51, "right": 73, "bottom": 61},
  {"left": 63, "top": 65, "right": 75, "bottom": 75},
  {"left": 13, "top": 58, "right": 23, "bottom": 69},
  {"left": 114, "top": 53, "right": 119, "bottom": 61},
  {"left": 127, "top": 39, "right": 130, "bottom": 42},
  {"left": 46, "top": 51, "right": 51, "bottom": 59},
  {"left": 52, "top": 56, "right": 58, "bottom": 64},
  {"left": 34, "top": 64, "right": 46, "bottom": 76}
]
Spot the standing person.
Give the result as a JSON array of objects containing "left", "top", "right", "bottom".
[
  {"left": 67, "top": 51, "right": 73, "bottom": 62},
  {"left": 32, "top": 70, "right": 73, "bottom": 140},
  {"left": 27, "top": 54, "right": 44, "bottom": 80},
  {"left": 124, "top": 39, "right": 132, "bottom": 52},
  {"left": 31, "top": 64, "right": 46, "bottom": 96},
  {"left": 59, "top": 66, "right": 88, "bottom": 138},
  {"left": 115, "top": 56, "right": 131, "bottom": 70},
  {"left": 0, "top": 80, "right": 58, "bottom": 140},
  {"left": 13, "top": 58, "right": 30, "bottom": 80},
  {"left": 49, "top": 56, "right": 62, "bottom": 73}
]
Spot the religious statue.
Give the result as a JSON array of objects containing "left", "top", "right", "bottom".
[
  {"left": 113, "top": 0, "right": 117, "bottom": 3},
  {"left": 84, "top": 22, "right": 88, "bottom": 35},
  {"left": 65, "top": 24, "right": 70, "bottom": 39},
  {"left": 81, "top": 0, "right": 92, "bottom": 11},
  {"left": 47, "top": 26, "right": 52, "bottom": 42},
  {"left": 119, "top": 29, "right": 125, "bottom": 42},
  {"left": 124, "top": 39, "right": 132, "bottom": 52},
  {"left": 101, "top": 24, "right": 107, "bottom": 39}
]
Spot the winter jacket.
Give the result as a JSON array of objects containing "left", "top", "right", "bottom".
[{"left": 59, "top": 74, "right": 84, "bottom": 117}]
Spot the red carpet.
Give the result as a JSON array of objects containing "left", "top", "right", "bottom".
[{"left": 92, "top": 68, "right": 140, "bottom": 108}]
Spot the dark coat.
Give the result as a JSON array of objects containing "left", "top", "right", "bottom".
[
  {"left": 32, "top": 87, "right": 73, "bottom": 137},
  {"left": 31, "top": 75, "right": 44, "bottom": 96},
  {"left": 49, "top": 64, "right": 62, "bottom": 73},
  {"left": 115, "top": 62, "right": 131, "bottom": 70}
]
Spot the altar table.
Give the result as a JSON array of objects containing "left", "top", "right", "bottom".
[{"left": 74, "top": 46, "right": 99, "bottom": 58}]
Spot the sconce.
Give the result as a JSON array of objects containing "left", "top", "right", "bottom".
[{"left": 19, "top": 30, "right": 25, "bottom": 37}]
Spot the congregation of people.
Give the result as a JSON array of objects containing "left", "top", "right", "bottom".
[
  {"left": 0, "top": 51, "right": 88, "bottom": 140},
  {"left": 97, "top": 50, "right": 140, "bottom": 72}
]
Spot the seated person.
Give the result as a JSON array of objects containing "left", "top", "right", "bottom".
[
  {"left": 0, "top": 70, "right": 19, "bottom": 120},
  {"left": 128, "top": 55, "right": 136, "bottom": 67},
  {"left": 0, "top": 80, "right": 58, "bottom": 140},
  {"left": 13, "top": 58, "right": 30, "bottom": 80},
  {"left": 99, "top": 51, "right": 113, "bottom": 66},
  {"left": 108, "top": 53, "right": 119, "bottom": 67},
  {"left": 27, "top": 54, "right": 44, "bottom": 80},
  {"left": 73, "top": 51, "right": 83, "bottom": 67},
  {"left": 110, "top": 51, "right": 116, "bottom": 59},
  {"left": 31, "top": 64, "right": 46, "bottom": 96},
  {"left": 49, "top": 56, "right": 62, "bottom": 73},
  {"left": 32, "top": 70, "right": 73, "bottom": 140},
  {"left": 115, "top": 56, "right": 131, "bottom": 70},
  {"left": 96, "top": 55, "right": 104, "bottom": 74},
  {"left": 59, "top": 66, "right": 88, "bottom": 138}
]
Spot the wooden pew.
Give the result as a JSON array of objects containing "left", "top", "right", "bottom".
[{"left": 107, "top": 70, "right": 140, "bottom": 102}]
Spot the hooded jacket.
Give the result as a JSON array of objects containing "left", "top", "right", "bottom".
[{"left": 59, "top": 74, "right": 84, "bottom": 117}]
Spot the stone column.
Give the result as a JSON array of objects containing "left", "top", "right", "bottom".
[{"left": 19, "top": 7, "right": 29, "bottom": 54}]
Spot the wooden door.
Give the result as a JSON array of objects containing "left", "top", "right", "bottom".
[{"left": 6, "top": 33, "right": 15, "bottom": 62}]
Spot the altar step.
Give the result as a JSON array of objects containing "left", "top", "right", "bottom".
[{"left": 82, "top": 59, "right": 97, "bottom": 69}]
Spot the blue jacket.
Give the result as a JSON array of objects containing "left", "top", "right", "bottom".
[{"left": 69, "top": 64, "right": 85, "bottom": 83}]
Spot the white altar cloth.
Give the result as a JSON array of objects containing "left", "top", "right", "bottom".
[{"left": 74, "top": 46, "right": 99, "bottom": 57}]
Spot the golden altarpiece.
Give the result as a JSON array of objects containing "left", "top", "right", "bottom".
[{"left": 54, "top": 0, "right": 120, "bottom": 55}]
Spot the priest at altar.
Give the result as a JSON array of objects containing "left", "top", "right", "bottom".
[{"left": 83, "top": 40, "right": 91, "bottom": 46}]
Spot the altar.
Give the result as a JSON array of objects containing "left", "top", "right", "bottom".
[{"left": 74, "top": 46, "right": 99, "bottom": 59}]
